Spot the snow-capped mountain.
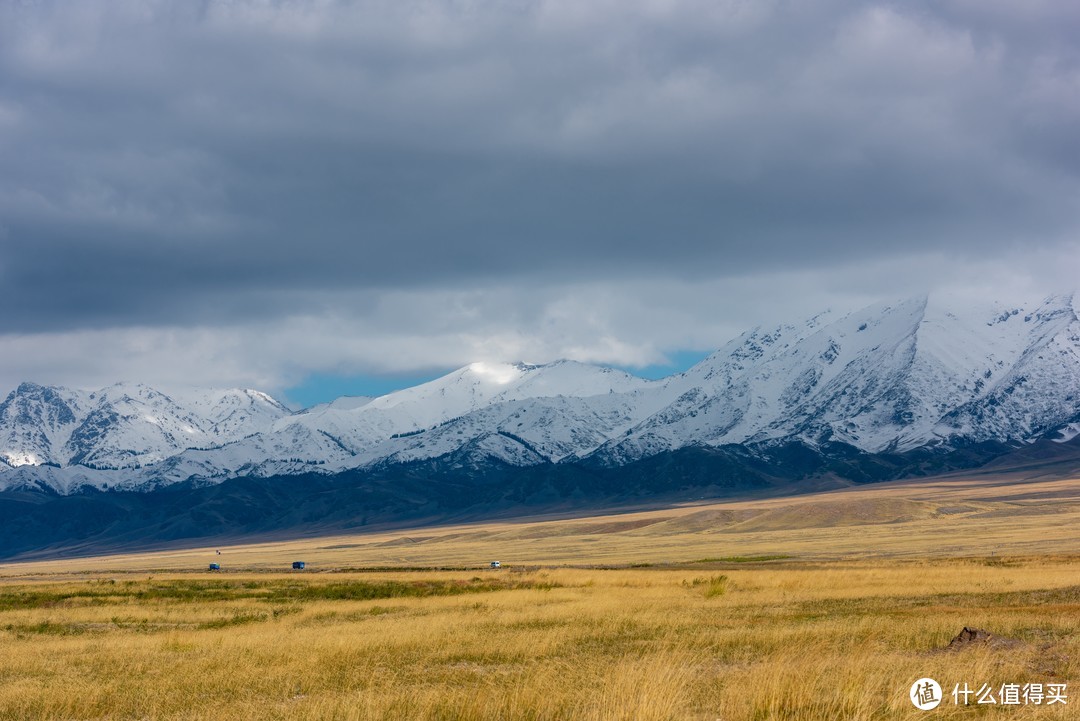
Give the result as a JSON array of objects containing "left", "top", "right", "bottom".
[
  {"left": 123, "top": 361, "right": 657, "bottom": 487},
  {"left": 590, "top": 293, "right": 1080, "bottom": 463},
  {"left": 3, "top": 293, "right": 1080, "bottom": 495},
  {"left": 0, "top": 383, "right": 290, "bottom": 472},
  {"left": 271, "top": 359, "right": 651, "bottom": 452}
]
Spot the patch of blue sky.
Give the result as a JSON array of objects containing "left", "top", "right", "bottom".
[
  {"left": 612, "top": 349, "right": 713, "bottom": 380},
  {"left": 284, "top": 369, "right": 450, "bottom": 410}
]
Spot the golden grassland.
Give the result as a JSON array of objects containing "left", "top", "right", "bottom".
[{"left": 0, "top": 471, "right": 1077, "bottom": 720}]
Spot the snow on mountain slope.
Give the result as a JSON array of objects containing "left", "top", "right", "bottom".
[
  {"left": 351, "top": 360, "right": 649, "bottom": 428},
  {"left": 128, "top": 386, "right": 669, "bottom": 487},
  {"left": 3, "top": 293, "right": 1080, "bottom": 494},
  {"left": 0, "top": 361, "right": 658, "bottom": 490},
  {"left": 264, "top": 361, "right": 653, "bottom": 458},
  {"left": 304, "top": 396, "right": 375, "bottom": 413},
  {"left": 590, "top": 293, "right": 1080, "bottom": 463},
  {"left": 0, "top": 383, "right": 89, "bottom": 467},
  {"left": 0, "top": 383, "right": 290, "bottom": 477},
  {"left": 62, "top": 384, "right": 292, "bottom": 469},
  {"left": 0, "top": 463, "right": 129, "bottom": 495},
  {"left": 355, "top": 391, "right": 660, "bottom": 468},
  {"left": 934, "top": 293, "right": 1080, "bottom": 442},
  {"left": 586, "top": 298, "right": 931, "bottom": 461}
]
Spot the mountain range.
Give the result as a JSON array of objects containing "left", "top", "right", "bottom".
[{"left": 3, "top": 292, "right": 1080, "bottom": 556}]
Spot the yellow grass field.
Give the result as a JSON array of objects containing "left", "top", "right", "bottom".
[{"left": 1, "top": 470, "right": 1077, "bottom": 720}]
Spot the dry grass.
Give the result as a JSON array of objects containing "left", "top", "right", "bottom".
[
  {"left": 0, "top": 561, "right": 1075, "bottom": 720},
  {"left": 1, "top": 471, "right": 1077, "bottom": 720}
]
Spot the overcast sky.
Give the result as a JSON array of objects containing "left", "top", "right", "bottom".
[{"left": 1, "top": 0, "right": 1078, "bottom": 405}]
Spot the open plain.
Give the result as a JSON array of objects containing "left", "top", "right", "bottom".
[{"left": 1, "top": 469, "right": 1077, "bottom": 720}]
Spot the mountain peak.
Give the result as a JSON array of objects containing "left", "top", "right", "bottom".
[{"left": 3, "top": 294, "right": 1080, "bottom": 494}]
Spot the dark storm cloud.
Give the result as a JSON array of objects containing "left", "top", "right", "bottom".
[{"left": 1, "top": 0, "right": 1078, "bottom": 333}]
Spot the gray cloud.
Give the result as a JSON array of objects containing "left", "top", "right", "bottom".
[
  {"left": 0, "top": 248, "right": 1076, "bottom": 397},
  {"left": 0, "top": 0, "right": 1077, "bottom": 382}
]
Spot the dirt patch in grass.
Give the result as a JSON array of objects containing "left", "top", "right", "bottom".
[{"left": 944, "top": 626, "right": 1023, "bottom": 652}]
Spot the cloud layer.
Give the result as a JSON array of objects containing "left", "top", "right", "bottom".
[{"left": 1, "top": 1, "right": 1078, "bottom": 392}]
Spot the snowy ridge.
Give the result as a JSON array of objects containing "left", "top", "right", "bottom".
[
  {"left": 3, "top": 293, "right": 1080, "bottom": 494},
  {"left": 590, "top": 293, "right": 1080, "bottom": 462},
  {"left": 0, "top": 383, "right": 290, "bottom": 474}
]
